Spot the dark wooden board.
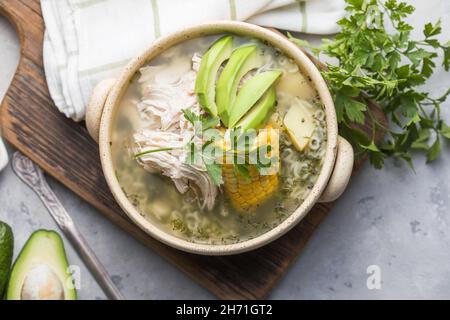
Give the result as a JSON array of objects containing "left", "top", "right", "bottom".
[{"left": 0, "top": 0, "right": 387, "bottom": 299}]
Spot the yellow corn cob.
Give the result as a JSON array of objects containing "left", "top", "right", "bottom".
[
  {"left": 222, "top": 125, "right": 280, "bottom": 212},
  {"left": 223, "top": 164, "right": 278, "bottom": 212}
]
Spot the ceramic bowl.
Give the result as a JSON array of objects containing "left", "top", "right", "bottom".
[{"left": 85, "top": 21, "right": 354, "bottom": 255}]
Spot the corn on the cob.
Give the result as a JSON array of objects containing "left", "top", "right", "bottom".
[
  {"left": 222, "top": 125, "right": 280, "bottom": 212},
  {"left": 223, "top": 164, "right": 278, "bottom": 212}
]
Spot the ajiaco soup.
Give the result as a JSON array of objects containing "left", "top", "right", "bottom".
[{"left": 111, "top": 34, "right": 327, "bottom": 245}]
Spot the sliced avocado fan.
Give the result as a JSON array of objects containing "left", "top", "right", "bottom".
[
  {"left": 195, "top": 35, "right": 233, "bottom": 116},
  {"left": 234, "top": 86, "right": 277, "bottom": 131},
  {"left": 228, "top": 70, "right": 282, "bottom": 128},
  {"left": 195, "top": 36, "right": 282, "bottom": 131},
  {"left": 216, "top": 44, "right": 264, "bottom": 126},
  {"left": 6, "top": 230, "right": 77, "bottom": 300},
  {"left": 0, "top": 221, "right": 13, "bottom": 297}
]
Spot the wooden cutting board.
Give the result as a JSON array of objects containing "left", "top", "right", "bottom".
[{"left": 0, "top": 0, "right": 387, "bottom": 299}]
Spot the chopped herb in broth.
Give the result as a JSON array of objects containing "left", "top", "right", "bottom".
[{"left": 111, "top": 34, "right": 327, "bottom": 245}]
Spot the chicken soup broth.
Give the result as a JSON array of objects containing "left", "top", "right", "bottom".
[{"left": 111, "top": 34, "right": 327, "bottom": 244}]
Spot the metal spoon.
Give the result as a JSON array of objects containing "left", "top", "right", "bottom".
[{"left": 12, "top": 151, "right": 125, "bottom": 300}]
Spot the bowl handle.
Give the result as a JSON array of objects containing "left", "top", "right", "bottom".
[
  {"left": 86, "top": 79, "right": 116, "bottom": 143},
  {"left": 318, "top": 136, "right": 354, "bottom": 203}
]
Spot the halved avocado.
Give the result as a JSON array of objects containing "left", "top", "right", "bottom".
[
  {"left": 0, "top": 221, "right": 13, "bottom": 297},
  {"left": 6, "top": 230, "right": 77, "bottom": 300},
  {"left": 234, "top": 86, "right": 277, "bottom": 131},
  {"left": 228, "top": 70, "right": 282, "bottom": 128},
  {"left": 216, "top": 45, "right": 264, "bottom": 126},
  {"left": 195, "top": 35, "right": 233, "bottom": 116}
]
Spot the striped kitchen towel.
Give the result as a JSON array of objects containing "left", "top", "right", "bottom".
[
  {"left": 0, "top": 136, "right": 7, "bottom": 172},
  {"left": 41, "top": 0, "right": 345, "bottom": 121}
]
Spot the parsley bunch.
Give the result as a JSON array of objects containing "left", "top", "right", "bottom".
[{"left": 290, "top": 0, "right": 449, "bottom": 168}]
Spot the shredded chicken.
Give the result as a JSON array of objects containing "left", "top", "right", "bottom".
[{"left": 133, "top": 54, "right": 218, "bottom": 210}]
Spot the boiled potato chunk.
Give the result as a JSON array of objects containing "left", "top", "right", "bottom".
[
  {"left": 276, "top": 72, "right": 316, "bottom": 101},
  {"left": 283, "top": 100, "right": 316, "bottom": 151}
]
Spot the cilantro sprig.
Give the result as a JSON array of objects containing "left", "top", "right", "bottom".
[{"left": 290, "top": 0, "right": 449, "bottom": 169}]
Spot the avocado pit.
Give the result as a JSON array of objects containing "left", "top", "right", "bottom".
[{"left": 21, "top": 264, "right": 65, "bottom": 300}]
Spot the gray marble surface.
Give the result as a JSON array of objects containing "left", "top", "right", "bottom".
[{"left": 0, "top": 0, "right": 449, "bottom": 300}]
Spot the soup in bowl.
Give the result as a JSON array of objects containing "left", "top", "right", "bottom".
[{"left": 86, "top": 21, "right": 354, "bottom": 255}]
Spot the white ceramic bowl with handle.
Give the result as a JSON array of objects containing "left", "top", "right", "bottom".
[{"left": 86, "top": 21, "right": 354, "bottom": 255}]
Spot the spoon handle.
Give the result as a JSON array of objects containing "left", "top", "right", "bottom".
[{"left": 12, "top": 152, "right": 125, "bottom": 300}]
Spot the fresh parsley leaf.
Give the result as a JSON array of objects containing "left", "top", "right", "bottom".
[
  {"left": 411, "top": 128, "right": 431, "bottom": 150},
  {"left": 205, "top": 163, "right": 223, "bottom": 186},
  {"left": 426, "top": 137, "right": 441, "bottom": 162},
  {"left": 424, "top": 20, "right": 442, "bottom": 38},
  {"left": 439, "top": 123, "right": 450, "bottom": 139},
  {"left": 233, "top": 164, "right": 250, "bottom": 180},
  {"left": 182, "top": 108, "right": 199, "bottom": 126},
  {"left": 290, "top": 0, "right": 449, "bottom": 169},
  {"left": 201, "top": 115, "right": 220, "bottom": 131},
  {"left": 182, "top": 108, "right": 220, "bottom": 136},
  {"left": 342, "top": 97, "right": 367, "bottom": 124}
]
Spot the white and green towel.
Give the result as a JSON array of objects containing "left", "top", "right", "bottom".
[
  {"left": 41, "top": 0, "right": 345, "bottom": 121},
  {"left": 0, "top": 136, "right": 7, "bottom": 171}
]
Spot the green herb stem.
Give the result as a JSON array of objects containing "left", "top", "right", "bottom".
[{"left": 133, "top": 147, "right": 182, "bottom": 159}]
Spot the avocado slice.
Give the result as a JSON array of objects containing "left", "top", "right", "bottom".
[
  {"left": 0, "top": 221, "right": 13, "bottom": 297},
  {"left": 234, "top": 86, "right": 277, "bottom": 131},
  {"left": 6, "top": 230, "right": 77, "bottom": 300},
  {"left": 228, "top": 70, "right": 282, "bottom": 128},
  {"left": 216, "top": 45, "right": 264, "bottom": 126},
  {"left": 195, "top": 35, "right": 233, "bottom": 116}
]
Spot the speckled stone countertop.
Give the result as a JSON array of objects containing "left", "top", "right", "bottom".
[{"left": 0, "top": 0, "right": 449, "bottom": 299}]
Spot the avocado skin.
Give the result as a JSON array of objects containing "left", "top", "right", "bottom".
[
  {"left": 195, "top": 35, "right": 233, "bottom": 116},
  {"left": 0, "top": 221, "right": 13, "bottom": 297},
  {"left": 6, "top": 229, "right": 77, "bottom": 300},
  {"left": 216, "top": 44, "right": 262, "bottom": 126}
]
